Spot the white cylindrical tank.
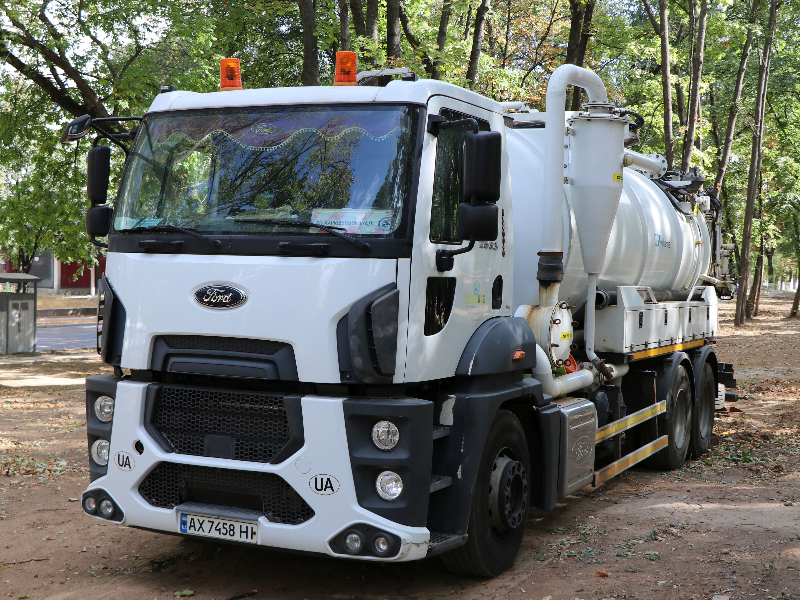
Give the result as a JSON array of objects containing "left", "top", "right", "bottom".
[{"left": 507, "top": 124, "right": 712, "bottom": 312}]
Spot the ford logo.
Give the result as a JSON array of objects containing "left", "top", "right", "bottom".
[{"left": 194, "top": 284, "right": 247, "bottom": 309}]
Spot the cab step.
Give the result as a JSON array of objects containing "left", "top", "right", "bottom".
[
  {"left": 430, "top": 474, "right": 452, "bottom": 493},
  {"left": 427, "top": 532, "right": 467, "bottom": 556}
]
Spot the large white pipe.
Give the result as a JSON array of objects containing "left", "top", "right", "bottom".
[
  {"left": 541, "top": 65, "right": 608, "bottom": 259},
  {"left": 533, "top": 345, "right": 595, "bottom": 397},
  {"left": 533, "top": 344, "right": 629, "bottom": 398}
]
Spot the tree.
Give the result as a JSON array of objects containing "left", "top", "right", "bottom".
[
  {"left": 298, "top": 0, "right": 321, "bottom": 85},
  {"left": 735, "top": 0, "right": 781, "bottom": 327}
]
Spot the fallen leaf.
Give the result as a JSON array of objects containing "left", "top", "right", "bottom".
[
  {"left": 596, "top": 570, "right": 610, "bottom": 577},
  {"left": 174, "top": 591, "right": 194, "bottom": 598}
]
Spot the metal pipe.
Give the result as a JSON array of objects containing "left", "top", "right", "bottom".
[
  {"left": 585, "top": 273, "right": 600, "bottom": 364},
  {"left": 539, "top": 65, "right": 608, "bottom": 288},
  {"left": 622, "top": 150, "right": 667, "bottom": 179},
  {"left": 533, "top": 345, "right": 595, "bottom": 397},
  {"left": 532, "top": 344, "right": 628, "bottom": 397}
]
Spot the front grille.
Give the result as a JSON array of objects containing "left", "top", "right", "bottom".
[
  {"left": 159, "top": 335, "right": 288, "bottom": 355},
  {"left": 139, "top": 463, "right": 314, "bottom": 525},
  {"left": 152, "top": 385, "right": 290, "bottom": 463}
]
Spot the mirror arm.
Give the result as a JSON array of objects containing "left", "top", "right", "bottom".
[
  {"left": 91, "top": 126, "right": 129, "bottom": 156},
  {"left": 427, "top": 116, "right": 479, "bottom": 136},
  {"left": 436, "top": 238, "right": 475, "bottom": 272},
  {"left": 89, "top": 236, "right": 109, "bottom": 249}
]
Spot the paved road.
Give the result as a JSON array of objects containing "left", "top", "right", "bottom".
[{"left": 36, "top": 323, "right": 96, "bottom": 351}]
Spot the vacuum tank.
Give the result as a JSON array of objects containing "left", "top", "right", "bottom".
[{"left": 507, "top": 124, "right": 712, "bottom": 312}]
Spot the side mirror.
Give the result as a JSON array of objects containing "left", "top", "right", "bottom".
[
  {"left": 462, "top": 131, "right": 502, "bottom": 203},
  {"left": 60, "top": 115, "right": 93, "bottom": 143},
  {"left": 457, "top": 203, "right": 498, "bottom": 241},
  {"left": 86, "top": 205, "right": 113, "bottom": 238},
  {"left": 87, "top": 145, "right": 111, "bottom": 205}
]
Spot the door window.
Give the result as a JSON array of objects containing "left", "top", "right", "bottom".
[{"left": 429, "top": 109, "right": 490, "bottom": 243}]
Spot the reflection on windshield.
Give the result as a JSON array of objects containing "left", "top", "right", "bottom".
[{"left": 114, "top": 106, "right": 419, "bottom": 237}]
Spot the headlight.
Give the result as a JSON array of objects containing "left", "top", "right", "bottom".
[
  {"left": 343, "top": 531, "right": 363, "bottom": 554},
  {"left": 83, "top": 496, "right": 97, "bottom": 514},
  {"left": 375, "top": 471, "right": 403, "bottom": 501},
  {"left": 98, "top": 499, "right": 115, "bottom": 519},
  {"left": 91, "top": 439, "right": 110, "bottom": 466},
  {"left": 94, "top": 396, "right": 115, "bottom": 423},
  {"left": 372, "top": 535, "right": 391, "bottom": 556},
  {"left": 371, "top": 421, "right": 400, "bottom": 451}
]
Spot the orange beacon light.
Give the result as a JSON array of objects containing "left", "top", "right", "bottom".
[
  {"left": 334, "top": 51, "right": 357, "bottom": 86},
  {"left": 220, "top": 58, "right": 243, "bottom": 91}
]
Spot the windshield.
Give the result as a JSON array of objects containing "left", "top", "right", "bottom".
[{"left": 114, "top": 105, "right": 420, "bottom": 237}]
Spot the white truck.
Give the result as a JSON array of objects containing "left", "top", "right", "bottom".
[{"left": 61, "top": 58, "right": 736, "bottom": 577}]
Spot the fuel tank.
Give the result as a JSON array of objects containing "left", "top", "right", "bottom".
[{"left": 507, "top": 125, "right": 711, "bottom": 311}]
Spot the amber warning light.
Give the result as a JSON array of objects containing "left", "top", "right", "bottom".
[
  {"left": 334, "top": 51, "right": 357, "bottom": 86},
  {"left": 220, "top": 58, "right": 242, "bottom": 91}
]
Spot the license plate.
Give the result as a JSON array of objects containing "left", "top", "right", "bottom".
[{"left": 179, "top": 513, "right": 258, "bottom": 543}]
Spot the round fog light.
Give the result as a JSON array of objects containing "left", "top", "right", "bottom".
[
  {"left": 94, "top": 395, "right": 114, "bottom": 423},
  {"left": 373, "top": 535, "right": 391, "bottom": 556},
  {"left": 371, "top": 421, "right": 400, "bottom": 451},
  {"left": 83, "top": 496, "right": 97, "bottom": 514},
  {"left": 98, "top": 499, "right": 115, "bottom": 519},
  {"left": 343, "top": 531, "right": 363, "bottom": 554},
  {"left": 375, "top": 471, "right": 403, "bottom": 501},
  {"left": 90, "top": 439, "right": 110, "bottom": 466}
]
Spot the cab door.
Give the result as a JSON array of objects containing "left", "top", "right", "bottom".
[{"left": 404, "top": 97, "right": 512, "bottom": 383}]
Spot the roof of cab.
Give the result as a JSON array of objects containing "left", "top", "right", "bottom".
[{"left": 146, "top": 78, "right": 504, "bottom": 116}]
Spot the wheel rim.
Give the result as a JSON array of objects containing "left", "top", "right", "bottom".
[
  {"left": 673, "top": 387, "right": 689, "bottom": 448},
  {"left": 488, "top": 451, "right": 528, "bottom": 539}
]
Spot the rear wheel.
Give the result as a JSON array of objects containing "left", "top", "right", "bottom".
[
  {"left": 441, "top": 409, "right": 530, "bottom": 577},
  {"left": 689, "top": 362, "right": 716, "bottom": 458},
  {"left": 650, "top": 364, "right": 692, "bottom": 470}
]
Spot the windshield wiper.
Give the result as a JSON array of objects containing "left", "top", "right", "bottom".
[
  {"left": 126, "top": 224, "right": 222, "bottom": 249},
  {"left": 234, "top": 219, "right": 372, "bottom": 252}
]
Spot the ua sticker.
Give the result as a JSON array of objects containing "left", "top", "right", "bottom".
[
  {"left": 114, "top": 451, "right": 134, "bottom": 472},
  {"left": 309, "top": 474, "right": 340, "bottom": 495}
]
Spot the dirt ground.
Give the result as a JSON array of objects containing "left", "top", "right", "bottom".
[{"left": 1, "top": 299, "right": 798, "bottom": 600}]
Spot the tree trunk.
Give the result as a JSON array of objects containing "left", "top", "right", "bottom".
[
  {"left": 338, "top": 0, "right": 351, "bottom": 51},
  {"left": 297, "top": 0, "right": 320, "bottom": 86},
  {"left": 658, "top": 0, "right": 675, "bottom": 169},
  {"left": 791, "top": 282, "right": 800, "bottom": 317},
  {"left": 464, "top": 4, "right": 473, "bottom": 40},
  {"left": 434, "top": 0, "right": 453, "bottom": 78},
  {"left": 680, "top": 0, "right": 708, "bottom": 171},
  {"left": 735, "top": 0, "right": 779, "bottom": 327},
  {"left": 766, "top": 247, "right": 774, "bottom": 283},
  {"left": 711, "top": 0, "right": 760, "bottom": 197},
  {"left": 750, "top": 245, "right": 763, "bottom": 316},
  {"left": 350, "top": 0, "right": 366, "bottom": 36},
  {"left": 465, "top": 0, "right": 491, "bottom": 89},
  {"left": 365, "top": 0, "right": 379, "bottom": 66},
  {"left": 386, "top": 0, "right": 402, "bottom": 60},
  {"left": 675, "top": 73, "right": 687, "bottom": 127},
  {"left": 569, "top": 0, "right": 596, "bottom": 110}
]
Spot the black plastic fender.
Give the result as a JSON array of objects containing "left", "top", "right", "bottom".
[
  {"left": 426, "top": 376, "right": 551, "bottom": 535},
  {"left": 455, "top": 317, "right": 537, "bottom": 376},
  {"left": 691, "top": 345, "right": 718, "bottom": 403},
  {"left": 655, "top": 352, "right": 694, "bottom": 420}
]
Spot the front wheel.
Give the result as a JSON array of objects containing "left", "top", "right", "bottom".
[{"left": 441, "top": 409, "right": 530, "bottom": 577}]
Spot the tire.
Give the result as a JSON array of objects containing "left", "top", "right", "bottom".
[
  {"left": 649, "top": 364, "right": 692, "bottom": 470},
  {"left": 689, "top": 362, "right": 716, "bottom": 459},
  {"left": 441, "top": 410, "right": 530, "bottom": 577}
]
